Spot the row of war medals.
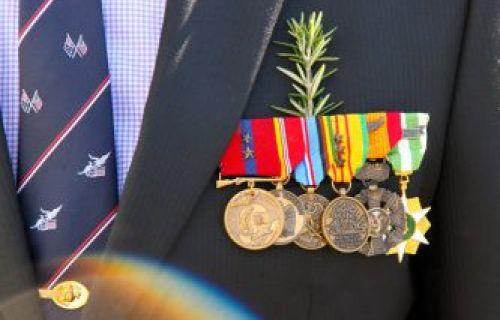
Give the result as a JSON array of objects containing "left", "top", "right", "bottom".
[{"left": 217, "top": 113, "right": 429, "bottom": 259}]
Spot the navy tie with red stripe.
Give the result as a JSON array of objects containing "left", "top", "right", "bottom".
[{"left": 18, "top": 0, "right": 118, "bottom": 317}]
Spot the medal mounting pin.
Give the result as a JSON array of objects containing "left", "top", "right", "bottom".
[{"left": 216, "top": 176, "right": 286, "bottom": 189}]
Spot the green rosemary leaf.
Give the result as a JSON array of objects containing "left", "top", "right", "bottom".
[
  {"left": 292, "top": 83, "right": 306, "bottom": 96},
  {"left": 317, "top": 56, "right": 339, "bottom": 62},
  {"left": 320, "top": 101, "right": 344, "bottom": 115},
  {"left": 289, "top": 98, "right": 306, "bottom": 113},
  {"left": 296, "top": 63, "right": 306, "bottom": 80},
  {"left": 276, "top": 66, "right": 304, "bottom": 85},
  {"left": 313, "top": 87, "right": 325, "bottom": 99},
  {"left": 277, "top": 52, "right": 296, "bottom": 57},
  {"left": 274, "top": 41, "right": 297, "bottom": 50},
  {"left": 314, "top": 93, "right": 331, "bottom": 115},
  {"left": 323, "top": 67, "right": 338, "bottom": 79},
  {"left": 270, "top": 11, "right": 342, "bottom": 117},
  {"left": 289, "top": 58, "right": 303, "bottom": 64},
  {"left": 311, "top": 64, "right": 326, "bottom": 96},
  {"left": 270, "top": 105, "right": 302, "bottom": 116}
]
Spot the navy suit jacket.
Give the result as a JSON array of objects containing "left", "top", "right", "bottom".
[{"left": 0, "top": 1, "right": 499, "bottom": 319}]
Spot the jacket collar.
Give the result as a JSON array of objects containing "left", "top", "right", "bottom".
[
  {"left": 83, "top": 1, "right": 283, "bottom": 318},
  {"left": 106, "top": 0, "right": 284, "bottom": 260},
  {"left": 0, "top": 121, "right": 43, "bottom": 319}
]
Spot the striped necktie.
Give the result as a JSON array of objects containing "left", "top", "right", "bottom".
[{"left": 18, "top": 0, "right": 118, "bottom": 317}]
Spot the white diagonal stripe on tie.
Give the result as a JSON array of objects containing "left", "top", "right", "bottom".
[{"left": 18, "top": 0, "right": 55, "bottom": 44}]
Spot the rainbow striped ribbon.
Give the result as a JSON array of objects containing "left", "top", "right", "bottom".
[
  {"left": 294, "top": 117, "right": 325, "bottom": 186},
  {"left": 319, "top": 114, "right": 369, "bottom": 183},
  {"left": 387, "top": 113, "right": 430, "bottom": 175}
]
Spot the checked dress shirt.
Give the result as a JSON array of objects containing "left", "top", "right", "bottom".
[{"left": 0, "top": 0, "right": 167, "bottom": 195}]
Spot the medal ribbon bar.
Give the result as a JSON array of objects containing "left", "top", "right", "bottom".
[
  {"left": 217, "top": 112, "right": 431, "bottom": 260},
  {"left": 293, "top": 117, "right": 325, "bottom": 187},
  {"left": 220, "top": 117, "right": 305, "bottom": 180},
  {"left": 366, "top": 112, "right": 403, "bottom": 159},
  {"left": 319, "top": 114, "right": 370, "bottom": 183},
  {"left": 386, "top": 113, "right": 429, "bottom": 177}
]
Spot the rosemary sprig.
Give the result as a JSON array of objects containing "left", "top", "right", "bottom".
[{"left": 271, "top": 11, "right": 343, "bottom": 117}]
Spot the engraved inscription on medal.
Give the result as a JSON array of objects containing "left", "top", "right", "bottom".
[{"left": 322, "top": 197, "right": 370, "bottom": 253}]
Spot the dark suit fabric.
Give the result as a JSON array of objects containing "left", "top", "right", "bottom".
[{"left": 1, "top": 1, "right": 499, "bottom": 319}]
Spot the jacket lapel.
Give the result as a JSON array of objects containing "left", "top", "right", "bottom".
[
  {"left": 82, "top": 1, "right": 284, "bottom": 318},
  {"left": 2, "top": 1, "right": 284, "bottom": 318},
  {"left": 106, "top": 0, "right": 284, "bottom": 258},
  {"left": 0, "top": 123, "right": 43, "bottom": 319}
]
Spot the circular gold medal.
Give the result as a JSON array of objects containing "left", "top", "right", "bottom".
[
  {"left": 224, "top": 188, "right": 284, "bottom": 250},
  {"left": 270, "top": 189, "right": 305, "bottom": 245},
  {"left": 322, "top": 195, "right": 370, "bottom": 253},
  {"left": 294, "top": 192, "right": 329, "bottom": 250}
]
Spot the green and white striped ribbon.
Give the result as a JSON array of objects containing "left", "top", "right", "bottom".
[{"left": 387, "top": 113, "right": 429, "bottom": 175}]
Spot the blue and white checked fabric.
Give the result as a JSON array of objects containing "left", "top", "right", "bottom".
[
  {"left": 102, "top": 0, "right": 167, "bottom": 194},
  {"left": 0, "top": 0, "right": 19, "bottom": 179},
  {"left": 0, "top": 0, "right": 166, "bottom": 196}
]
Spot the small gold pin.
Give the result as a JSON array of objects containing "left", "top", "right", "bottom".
[{"left": 38, "top": 281, "right": 89, "bottom": 310}]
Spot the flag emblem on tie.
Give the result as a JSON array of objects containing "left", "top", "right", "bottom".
[
  {"left": 30, "top": 205, "right": 63, "bottom": 232},
  {"left": 20, "top": 89, "right": 43, "bottom": 114},
  {"left": 64, "top": 34, "right": 88, "bottom": 59},
  {"left": 78, "top": 152, "right": 111, "bottom": 178}
]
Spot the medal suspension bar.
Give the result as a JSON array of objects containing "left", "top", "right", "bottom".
[{"left": 216, "top": 176, "right": 287, "bottom": 189}]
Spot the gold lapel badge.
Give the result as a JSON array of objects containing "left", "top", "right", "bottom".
[{"left": 38, "top": 281, "right": 89, "bottom": 310}]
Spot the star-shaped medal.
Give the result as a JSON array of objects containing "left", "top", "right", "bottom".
[{"left": 387, "top": 196, "right": 431, "bottom": 263}]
